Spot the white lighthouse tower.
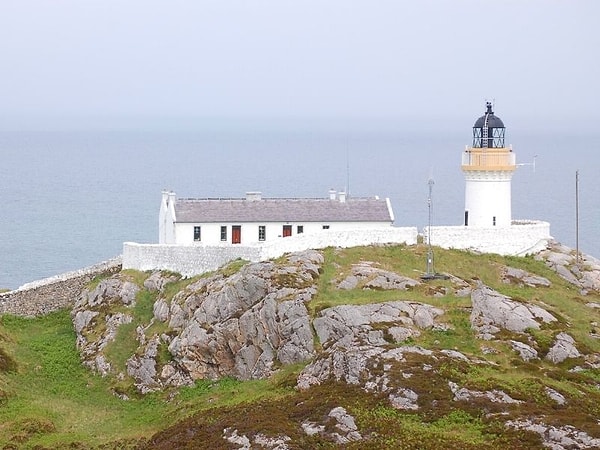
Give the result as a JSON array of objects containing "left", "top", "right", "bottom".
[{"left": 462, "top": 102, "right": 516, "bottom": 228}]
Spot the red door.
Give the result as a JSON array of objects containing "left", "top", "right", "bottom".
[
  {"left": 232, "top": 226, "right": 241, "bottom": 244},
  {"left": 283, "top": 225, "right": 292, "bottom": 237}
]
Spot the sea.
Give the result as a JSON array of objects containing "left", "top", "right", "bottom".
[{"left": 0, "top": 123, "right": 598, "bottom": 290}]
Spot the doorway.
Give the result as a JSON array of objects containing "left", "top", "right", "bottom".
[
  {"left": 232, "top": 225, "right": 241, "bottom": 244},
  {"left": 283, "top": 225, "right": 292, "bottom": 237}
]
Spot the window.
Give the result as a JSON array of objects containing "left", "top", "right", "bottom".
[
  {"left": 193, "top": 226, "right": 201, "bottom": 241},
  {"left": 220, "top": 226, "right": 227, "bottom": 241},
  {"left": 322, "top": 225, "right": 330, "bottom": 230},
  {"left": 258, "top": 225, "right": 266, "bottom": 241},
  {"left": 297, "top": 225, "right": 304, "bottom": 234},
  {"left": 493, "top": 216, "right": 496, "bottom": 226}
]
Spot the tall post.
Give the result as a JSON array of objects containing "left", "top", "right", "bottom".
[
  {"left": 426, "top": 178, "right": 434, "bottom": 276},
  {"left": 576, "top": 170, "right": 580, "bottom": 264}
]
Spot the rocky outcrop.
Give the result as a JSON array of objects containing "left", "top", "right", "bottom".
[
  {"left": 546, "top": 332, "right": 580, "bottom": 364},
  {"left": 502, "top": 266, "right": 551, "bottom": 288},
  {"left": 506, "top": 419, "right": 600, "bottom": 449},
  {"left": 223, "top": 428, "right": 291, "bottom": 450},
  {"left": 72, "top": 250, "right": 324, "bottom": 391},
  {"left": 470, "top": 284, "right": 557, "bottom": 340},
  {"left": 509, "top": 340, "right": 539, "bottom": 361},
  {"left": 336, "top": 261, "right": 421, "bottom": 291},
  {"left": 537, "top": 241, "right": 600, "bottom": 294},
  {"left": 448, "top": 381, "right": 522, "bottom": 404},
  {"left": 313, "top": 301, "right": 444, "bottom": 348}
]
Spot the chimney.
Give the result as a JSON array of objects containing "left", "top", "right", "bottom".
[
  {"left": 339, "top": 191, "right": 346, "bottom": 203},
  {"left": 246, "top": 191, "right": 262, "bottom": 202},
  {"left": 159, "top": 190, "right": 169, "bottom": 244},
  {"left": 161, "top": 190, "right": 169, "bottom": 204},
  {"left": 328, "top": 189, "right": 337, "bottom": 200},
  {"left": 168, "top": 192, "right": 177, "bottom": 219}
]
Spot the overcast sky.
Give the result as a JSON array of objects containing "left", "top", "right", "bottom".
[{"left": 0, "top": 1, "right": 598, "bottom": 130}]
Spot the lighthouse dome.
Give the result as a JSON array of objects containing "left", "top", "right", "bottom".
[
  {"left": 472, "top": 102, "right": 506, "bottom": 148},
  {"left": 474, "top": 102, "right": 504, "bottom": 128}
]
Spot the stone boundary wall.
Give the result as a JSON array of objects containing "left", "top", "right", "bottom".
[
  {"left": 123, "top": 227, "right": 419, "bottom": 277},
  {"left": 0, "top": 258, "right": 122, "bottom": 317},
  {"left": 424, "top": 220, "right": 552, "bottom": 256}
]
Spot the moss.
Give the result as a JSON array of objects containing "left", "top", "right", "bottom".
[{"left": 220, "top": 259, "right": 250, "bottom": 278}]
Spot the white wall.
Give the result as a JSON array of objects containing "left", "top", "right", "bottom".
[
  {"left": 173, "top": 221, "right": 393, "bottom": 245},
  {"left": 464, "top": 171, "right": 513, "bottom": 227},
  {"left": 123, "top": 227, "right": 418, "bottom": 277},
  {"left": 424, "top": 220, "right": 551, "bottom": 256}
]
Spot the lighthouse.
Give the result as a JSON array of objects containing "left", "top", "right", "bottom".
[{"left": 462, "top": 102, "right": 516, "bottom": 228}]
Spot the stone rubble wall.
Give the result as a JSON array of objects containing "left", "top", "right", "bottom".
[
  {"left": 0, "top": 258, "right": 122, "bottom": 317},
  {"left": 122, "top": 227, "right": 419, "bottom": 278},
  {"left": 424, "top": 220, "right": 551, "bottom": 256}
]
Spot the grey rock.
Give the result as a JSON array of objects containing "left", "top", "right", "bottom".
[
  {"left": 413, "top": 306, "right": 436, "bottom": 329},
  {"left": 73, "top": 310, "right": 99, "bottom": 334},
  {"left": 153, "top": 298, "right": 170, "bottom": 322},
  {"left": 545, "top": 387, "right": 566, "bottom": 405},
  {"left": 95, "top": 354, "right": 112, "bottom": 376},
  {"left": 165, "top": 252, "right": 321, "bottom": 381},
  {"left": 301, "top": 421, "right": 325, "bottom": 436},
  {"left": 470, "top": 284, "right": 556, "bottom": 337},
  {"left": 555, "top": 264, "right": 581, "bottom": 286},
  {"left": 510, "top": 340, "right": 539, "bottom": 361},
  {"left": 440, "top": 349, "right": 469, "bottom": 361},
  {"left": 127, "top": 336, "right": 161, "bottom": 393},
  {"left": 337, "top": 275, "right": 358, "bottom": 290},
  {"left": 328, "top": 407, "right": 362, "bottom": 444},
  {"left": 143, "top": 271, "right": 179, "bottom": 292},
  {"left": 314, "top": 301, "right": 443, "bottom": 348},
  {"left": 76, "top": 277, "right": 139, "bottom": 309},
  {"left": 253, "top": 433, "right": 291, "bottom": 449},
  {"left": 503, "top": 267, "right": 551, "bottom": 288},
  {"left": 388, "top": 326, "right": 420, "bottom": 342},
  {"left": 546, "top": 332, "right": 580, "bottom": 364},
  {"left": 337, "top": 262, "right": 420, "bottom": 291},
  {"left": 223, "top": 428, "right": 251, "bottom": 449},
  {"left": 449, "top": 381, "right": 522, "bottom": 404},
  {"left": 389, "top": 388, "right": 419, "bottom": 410},
  {"left": 507, "top": 419, "right": 600, "bottom": 449}
]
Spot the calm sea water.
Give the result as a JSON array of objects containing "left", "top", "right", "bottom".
[{"left": 0, "top": 126, "right": 598, "bottom": 289}]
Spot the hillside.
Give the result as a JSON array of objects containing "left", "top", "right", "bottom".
[{"left": 1, "top": 242, "right": 600, "bottom": 449}]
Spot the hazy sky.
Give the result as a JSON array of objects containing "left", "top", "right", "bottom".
[{"left": 0, "top": 1, "right": 598, "bottom": 130}]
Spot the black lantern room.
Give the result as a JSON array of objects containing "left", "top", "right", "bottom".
[{"left": 472, "top": 102, "right": 505, "bottom": 148}]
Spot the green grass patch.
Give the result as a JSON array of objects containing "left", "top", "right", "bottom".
[
  {"left": 0, "top": 309, "right": 299, "bottom": 449},
  {"left": 103, "top": 289, "right": 158, "bottom": 374}
]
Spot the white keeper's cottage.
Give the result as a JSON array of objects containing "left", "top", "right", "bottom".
[{"left": 158, "top": 190, "right": 395, "bottom": 245}]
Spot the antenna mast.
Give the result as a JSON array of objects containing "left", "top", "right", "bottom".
[
  {"left": 422, "top": 176, "right": 448, "bottom": 281},
  {"left": 576, "top": 170, "right": 580, "bottom": 264},
  {"left": 346, "top": 144, "right": 350, "bottom": 197}
]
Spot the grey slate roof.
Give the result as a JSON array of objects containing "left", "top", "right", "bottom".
[{"left": 174, "top": 197, "right": 393, "bottom": 223}]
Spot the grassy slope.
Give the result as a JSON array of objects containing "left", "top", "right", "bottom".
[{"left": 0, "top": 244, "right": 599, "bottom": 449}]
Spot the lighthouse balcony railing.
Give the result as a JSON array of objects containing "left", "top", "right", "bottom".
[{"left": 462, "top": 149, "right": 516, "bottom": 170}]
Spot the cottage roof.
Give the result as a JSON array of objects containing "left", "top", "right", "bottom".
[{"left": 174, "top": 196, "right": 393, "bottom": 223}]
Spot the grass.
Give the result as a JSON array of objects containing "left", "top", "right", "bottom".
[
  {"left": 0, "top": 311, "right": 296, "bottom": 449},
  {"left": 2, "top": 244, "right": 600, "bottom": 448}
]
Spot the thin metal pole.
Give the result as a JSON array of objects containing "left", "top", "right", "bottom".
[
  {"left": 427, "top": 178, "right": 434, "bottom": 275},
  {"left": 576, "top": 170, "right": 580, "bottom": 264}
]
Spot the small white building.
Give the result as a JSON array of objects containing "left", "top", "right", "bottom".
[{"left": 158, "top": 190, "right": 395, "bottom": 245}]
